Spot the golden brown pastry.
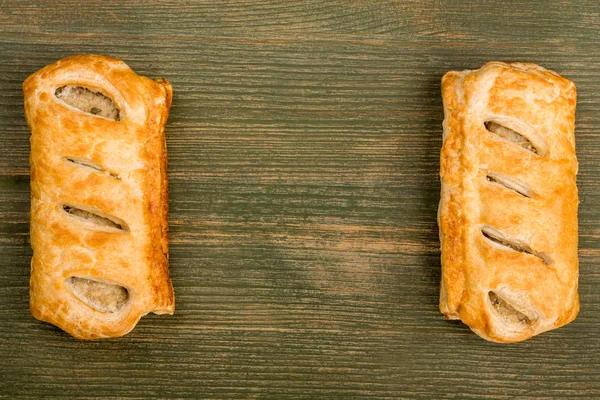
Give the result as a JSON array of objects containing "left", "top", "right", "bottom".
[
  {"left": 23, "top": 54, "right": 174, "bottom": 339},
  {"left": 439, "top": 62, "right": 579, "bottom": 343}
]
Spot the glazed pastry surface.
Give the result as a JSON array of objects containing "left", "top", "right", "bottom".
[
  {"left": 24, "top": 54, "right": 174, "bottom": 339},
  {"left": 439, "top": 62, "right": 579, "bottom": 343}
]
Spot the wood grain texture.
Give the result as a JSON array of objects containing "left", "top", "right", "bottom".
[{"left": 1, "top": 1, "right": 599, "bottom": 398}]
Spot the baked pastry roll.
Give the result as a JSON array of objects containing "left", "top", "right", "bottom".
[
  {"left": 23, "top": 55, "right": 174, "bottom": 339},
  {"left": 439, "top": 62, "right": 579, "bottom": 343}
]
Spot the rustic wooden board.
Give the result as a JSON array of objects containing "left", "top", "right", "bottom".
[{"left": 1, "top": 1, "right": 599, "bottom": 398}]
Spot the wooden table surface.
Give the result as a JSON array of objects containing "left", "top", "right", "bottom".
[{"left": 1, "top": 1, "right": 599, "bottom": 399}]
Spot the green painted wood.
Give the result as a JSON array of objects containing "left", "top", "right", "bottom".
[{"left": 1, "top": 1, "right": 599, "bottom": 398}]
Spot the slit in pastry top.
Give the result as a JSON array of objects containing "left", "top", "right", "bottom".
[
  {"left": 481, "top": 225, "right": 552, "bottom": 265},
  {"left": 485, "top": 121, "right": 543, "bottom": 155},
  {"left": 55, "top": 85, "right": 121, "bottom": 121},
  {"left": 486, "top": 171, "right": 534, "bottom": 198},
  {"left": 63, "top": 157, "right": 120, "bottom": 179},
  {"left": 67, "top": 277, "right": 129, "bottom": 313},
  {"left": 488, "top": 291, "right": 534, "bottom": 328},
  {"left": 62, "top": 204, "right": 129, "bottom": 233}
]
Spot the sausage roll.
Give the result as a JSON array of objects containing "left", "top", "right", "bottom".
[
  {"left": 23, "top": 54, "right": 174, "bottom": 339},
  {"left": 438, "top": 62, "right": 579, "bottom": 343}
]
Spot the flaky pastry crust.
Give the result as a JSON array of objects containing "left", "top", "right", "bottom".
[
  {"left": 24, "top": 54, "right": 174, "bottom": 339},
  {"left": 439, "top": 62, "right": 579, "bottom": 343}
]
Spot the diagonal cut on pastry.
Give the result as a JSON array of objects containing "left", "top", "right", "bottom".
[
  {"left": 23, "top": 54, "right": 174, "bottom": 339},
  {"left": 438, "top": 62, "right": 579, "bottom": 343}
]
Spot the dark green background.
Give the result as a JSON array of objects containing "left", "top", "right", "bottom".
[{"left": 1, "top": 1, "right": 599, "bottom": 398}]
